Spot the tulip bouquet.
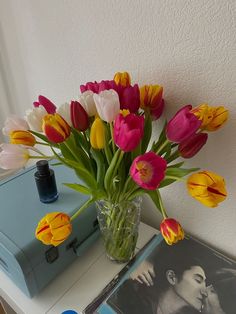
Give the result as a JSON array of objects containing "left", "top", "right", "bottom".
[{"left": 0, "top": 71, "right": 228, "bottom": 261}]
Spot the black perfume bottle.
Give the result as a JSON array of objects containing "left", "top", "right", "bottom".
[{"left": 34, "top": 160, "right": 58, "bottom": 203}]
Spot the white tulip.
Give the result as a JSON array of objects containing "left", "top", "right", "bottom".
[
  {"left": 57, "top": 102, "right": 72, "bottom": 126},
  {"left": 78, "top": 91, "right": 97, "bottom": 117},
  {"left": 0, "top": 144, "right": 30, "bottom": 170},
  {"left": 25, "top": 106, "right": 47, "bottom": 132},
  {"left": 93, "top": 89, "right": 120, "bottom": 123},
  {"left": 2, "top": 115, "right": 29, "bottom": 136}
]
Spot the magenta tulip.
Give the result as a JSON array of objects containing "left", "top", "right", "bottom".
[
  {"left": 179, "top": 132, "right": 208, "bottom": 158},
  {"left": 130, "top": 152, "right": 167, "bottom": 190},
  {"left": 81, "top": 80, "right": 140, "bottom": 113},
  {"left": 70, "top": 101, "right": 89, "bottom": 131},
  {"left": 33, "top": 95, "right": 57, "bottom": 114},
  {"left": 166, "top": 105, "right": 201, "bottom": 143},
  {"left": 150, "top": 99, "right": 165, "bottom": 120},
  {"left": 114, "top": 113, "right": 144, "bottom": 152},
  {"left": 119, "top": 84, "right": 140, "bottom": 113}
]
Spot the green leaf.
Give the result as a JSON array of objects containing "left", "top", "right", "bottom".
[
  {"left": 104, "top": 149, "right": 122, "bottom": 191},
  {"left": 152, "top": 121, "right": 167, "bottom": 151},
  {"left": 167, "top": 161, "right": 184, "bottom": 168},
  {"left": 63, "top": 183, "right": 91, "bottom": 195},
  {"left": 90, "top": 148, "right": 106, "bottom": 188},
  {"left": 146, "top": 190, "right": 162, "bottom": 214},
  {"left": 166, "top": 167, "right": 199, "bottom": 178},
  {"left": 159, "top": 178, "right": 176, "bottom": 188},
  {"left": 64, "top": 158, "right": 98, "bottom": 190},
  {"left": 141, "top": 112, "right": 152, "bottom": 153}
]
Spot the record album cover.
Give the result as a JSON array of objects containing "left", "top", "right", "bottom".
[{"left": 84, "top": 234, "right": 236, "bottom": 314}]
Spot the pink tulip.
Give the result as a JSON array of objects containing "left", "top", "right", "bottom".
[
  {"left": 93, "top": 90, "right": 120, "bottom": 123},
  {"left": 80, "top": 80, "right": 117, "bottom": 94},
  {"left": 2, "top": 115, "right": 29, "bottom": 136},
  {"left": 166, "top": 105, "right": 201, "bottom": 143},
  {"left": 130, "top": 152, "right": 167, "bottom": 190},
  {"left": 179, "top": 132, "right": 208, "bottom": 158},
  {"left": 0, "top": 144, "right": 30, "bottom": 169},
  {"left": 113, "top": 113, "right": 144, "bottom": 152},
  {"left": 33, "top": 95, "right": 56, "bottom": 114}
]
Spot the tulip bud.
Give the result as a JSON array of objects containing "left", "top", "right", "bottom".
[
  {"left": 42, "top": 113, "right": 71, "bottom": 143},
  {"left": 160, "top": 218, "right": 185, "bottom": 245},
  {"left": 114, "top": 72, "right": 131, "bottom": 87},
  {"left": 187, "top": 170, "right": 227, "bottom": 207},
  {"left": 90, "top": 117, "right": 106, "bottom": 149},
  {"left": 33, "top": 95, "right": 56, "bottom": 114},
  {"left": 35, "top": 212, "right": 72, "bottom": 246},
  {"left": 179, "top": 132, "right": 208, "bottom": 158},
  {"left": 166, "top": 105, "right": 201, "bottom": 143},
  {"left": 0, "top": 144, "right": 30, "bottom": 170},
  {"left": 10, "top": 130, "right": 36, "bottom": 147},
  {"left": 70, "top": 101, "right": 89, "bottom": 131}
]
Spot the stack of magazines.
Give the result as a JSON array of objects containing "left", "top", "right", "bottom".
[{"left": 84, "top": 234, "right": 236, "bottom": 314}]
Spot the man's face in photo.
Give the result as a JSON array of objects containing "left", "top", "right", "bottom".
[{"left": 174, "top": 265, "right": 207, "bottom": 311}]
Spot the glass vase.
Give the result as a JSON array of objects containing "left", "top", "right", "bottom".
[{"left": 96, "top": 197, "right": 142, "bottom": 263}]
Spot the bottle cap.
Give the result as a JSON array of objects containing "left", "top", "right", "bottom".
[{"left": 36, "top": 160, "right": 50, "bottom": 175}]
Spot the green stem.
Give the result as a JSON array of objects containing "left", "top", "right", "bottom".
[
  {"left": 109, "top": 122, "right": 115, "bottom": 153},
  {"left": 156, "top": 190, "right": 168, "bottom": 218},
  {"left": 156, "top": 139, "right": 169, "bottom": 155},
  {"left": 71, "top": 197, "right": 95, "bottom": 221}
]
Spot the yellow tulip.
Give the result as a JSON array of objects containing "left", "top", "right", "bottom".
[
  {"left": 10, "top": 130, "right": 36, "bottom": 146},
  {"left": 90, "top": 117, "right": 106, "bottom": 149},
  {"left": 42, "top": 113, "right": 71, "bottom": 143},
  {"left": 205, "top": 106, "right": 229, "bottom": 131},
  {"left": 35, "top": 212, "right": 72, "bottom": 246},
  {"left": 192, "top": 104, "right": 228, "bottom": 131},
  {"left": 114, "top": 72, "right": 131, "bottom": 87},
  {"left": 187, "top": 170, "right": 227, "bottom": 207}
]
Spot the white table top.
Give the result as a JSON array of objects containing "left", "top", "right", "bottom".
[{"left": 0, "top": 222, "right": 158, "bottom": 314}]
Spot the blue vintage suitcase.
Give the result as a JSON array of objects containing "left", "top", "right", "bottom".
[{"left": 0, "top": 162, "right": 99, "bottom": 297}]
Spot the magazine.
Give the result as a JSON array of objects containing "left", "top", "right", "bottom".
[{"left": 84, "top": 234, "right": 236, "bottom": 314}]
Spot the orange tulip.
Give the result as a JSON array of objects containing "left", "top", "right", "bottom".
[
  {"left": 160, "top": 218, "right": 184, "bottom": 245},
  {"left": 9, "top": 130, "right": 36, "bottom": 146},
  {"left": 35, "top": 212, "right": 72, "bottom": 246},
  {"left": 42, "top": 113, "right": 71, "bottom": 143}
]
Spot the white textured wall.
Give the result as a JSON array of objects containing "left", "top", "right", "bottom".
[{"left": 0, "top": 0, "right": 236, "bottom": 257}]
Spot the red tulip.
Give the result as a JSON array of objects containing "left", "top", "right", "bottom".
[
  {"left": 179, "top": 132, "right": 208, "bottom": 158},
  {"left": 70, "top": 101, "right": 89, "bottom": 131},
  {"left": 42, "top": 113, "right": 71, "bottom": 143},
  {"left": 166, "top": 105, "right": 201, "bottom": 143},
  {"left": 160, "top": 218, "right": 184, "bottom": 245}
]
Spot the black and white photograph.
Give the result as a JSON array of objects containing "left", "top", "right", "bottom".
[{"left": 92, "top": 235, "right": 236, "bottom": 314}]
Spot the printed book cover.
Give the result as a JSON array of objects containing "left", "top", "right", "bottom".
[{"left": 84, "top": 233, "right": 236, "bottom": 314}]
